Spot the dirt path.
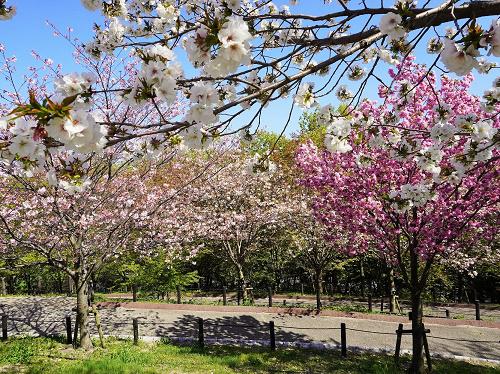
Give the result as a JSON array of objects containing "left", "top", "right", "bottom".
[{"left": 1, "top": 296, "right": 499, "bottom": 362}]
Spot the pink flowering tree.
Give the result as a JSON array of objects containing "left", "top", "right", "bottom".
[
  {"left": 287, "top": 203, "right": 350, "bottom": 310},
  {"left": 0, "top": 160, "right": 161, "bottom": 349},
  {"left": 296, "top": 60, "right": 499, "bottom": 373},
  {"left": 168, "top": 153, "right": 292, "bottom": 301}
]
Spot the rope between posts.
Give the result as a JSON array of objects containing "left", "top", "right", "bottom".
[
  {"left": 275, "top": 326, "right": 341, "bottom": 330},
  {"left": 204, "top": 323, "right": 262, "bottom": 328},
  {"left": 4, "top": 314, "right": 500, "bottom": 344},
  {"left": 427, "top": 335, "right": 500, "bottom": 343},
  {"left": 346, "top": 327, "right": 397, "bottom": 336}
]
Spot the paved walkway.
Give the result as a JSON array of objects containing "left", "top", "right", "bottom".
[
  {"left": 1, "top": 296, "right": 499, "bottom": 362},
  {"left": 106, "top": 292, "right": 500, "bottom": 322}
]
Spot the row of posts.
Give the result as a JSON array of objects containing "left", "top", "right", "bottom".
[
  {"left": 0, "top": 299, "right": 482, "bottom": 343},
  {"left": 131, "top": 316, "right": 348, "bottom": 357},
  {"left": 163, "top": 287, "right": 483, "bottom": 320}
]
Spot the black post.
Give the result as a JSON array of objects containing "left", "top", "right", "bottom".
[
  {"left": 269, "top": 321, "right": 276, "bottom": 351},
  {"left": 1, "top": 315, "right": 7, "bottom": 341},
  {"left": 368, "top": 294, "right": 372, "bottom": 312},
  {"left": 268, "top": 286, "right": 273, "bottom": 307},
  {"left": 222, "top": 286, "right": 227, "bottom": 306},
  {"left": 445, "top": 309, "right": 450, "bottom": 319},
  {"left": 475, "top": 300, "right": 481, "bottom": 321},
  {"left": 133, "top": 318, "right": 139, "bottom": 345},
  {"left": 394, "top": 323, "right": 403, "bottom": 364},
  {"left": 237, "top": 288, "right": 241, "bottom": 306},
  {"left": 198, "top": 318, "right": 204, "bottom": 348},
  {"left": 408, "top": 311, "right": 413, "bottom": 320},
  {"left": 176, "top": 285, "right": 181, "bottom": 304},
  {"left": 65, "top": 315, "right": 72, "bottom": 345},
  {"left": 340, "top": 323, "right": 347, "bottom": 357},
  {"left": 380, "top": 297, "right": 384, "bottom": 312}
]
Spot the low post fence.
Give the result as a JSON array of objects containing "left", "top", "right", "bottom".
[{"left": 3, "top": 307, "right": 499, "bottom": 363}]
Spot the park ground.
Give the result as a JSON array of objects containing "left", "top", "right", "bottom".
[
  {"left": 1, "top": 296, "right": 500, "bottom": 373},
  {"left": 1, "top": 336, "right": 500, "bottom": 374}
]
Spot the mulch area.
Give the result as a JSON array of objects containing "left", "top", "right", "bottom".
[{"left": 96, "top": 301, "right": 500, "bottom": 329}]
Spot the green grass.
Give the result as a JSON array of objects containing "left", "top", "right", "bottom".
[{"left": 1, "top": 337, "right": 499, "bottom": 374}]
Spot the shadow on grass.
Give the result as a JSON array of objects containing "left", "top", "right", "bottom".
[{"left": 1, "top": 337, "right": 499, "bottom": 374}]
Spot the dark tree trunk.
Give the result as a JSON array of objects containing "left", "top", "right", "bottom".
[
  {"left": 360, "top": 259, "right": 366, "bottom": 298},
  {"left": 389, "top": 267, "right": 396, "bottom": 313},
  {"left": 315, "top": 269, "right": 322, "bottom": 310},
  {"left": 75, "top": 276, "right": 92, "bottom": 349},
  {"left": 0, "top": 277, "right": 6, "bottom": 295},
  {"left": 132, "top": 284, "right": 138, "bottom": 302},
  {"left": 67, "top": 275, "right": 74, "bottom": 296},
  {"left": 409, "top": 248, "right": 425, "bottom": 374}
]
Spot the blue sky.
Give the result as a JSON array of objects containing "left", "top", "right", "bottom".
[{"left": 0, "top": 1, "right": 497, "bottom": 135}]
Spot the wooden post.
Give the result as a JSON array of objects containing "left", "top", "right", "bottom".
[
  {"left": 394, "top": 323, "right": 403, "bottom": 364},
  {"left": 176, "top": 285, "right": 181, "bottom": 304},
  {"left": 198, "top": 318, "right": 204, "bottom": 348},
  {"left": 423, "top": 324, "right": 432, "bottom": 372},
  {"left": 1, "top": 315, "right": 7, "bottom": 341},
  {"left": 91, "top": 305, "right": 105, "bottom": 348},
  {"left": 301, "top": 283, "right": 304, "bottom": 295},
  {"left": 445, "top": 309, "right": 450, "bottom": 319},
  {"left": 269, "top": 321, "right": 276, "bottom": 351},
  {"left": 221, "top": 286, "right": 227, "bottom": 306},
  {"left": 133, "top": 318, "right": 139, "bottom": 345},
  {"left": 73, "top": 313, "right": 79, "bottom": 349},
  {"left": 340, "top": 323, "right": 347, "bottom": 357},
  {"left": 268, "top": 286, "right": 273, "bottom": 307},
  {"left": 475, "top": 300, "right": 481, "bottom": 320},
  {"left": 380, "top": 297, "right": 384, "bottom": 312},
  {"left": 65, "top": 315, "right": 72, "bottom": 345},
  {"left": 368, "top": 294, "right": 372, "bottom": 312}
]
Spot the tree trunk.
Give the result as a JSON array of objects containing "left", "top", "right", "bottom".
[
  {"left": 457, "top": 274, "right": 464, "bottom": 303},
  {"left": 236, "top": 265, "right": 247, "bottom": 301},
  {"left": 132, "top": 284, "right": 138, "bottom": 302},
  {"left": 67, "top": 275, "right": 74, "bottom": 296},
  {"left": 0, "top": 277, "right": 6, "bottom": 295},
  {"left": 75, "top": 277, "right": 92, "bottom": 349},
  {"left": 37, "top": 276, "right": 43, "bottom": 295},
  {"left": 409, "top": 249, "right": 424, "bottom": 374},
  {"left": 389, "top": 267, "right": 396, "bottom": 313},
  {"left": 315, "top": 269, "right": 322, "bottom": 310},
  {"left": 360, "top": 259, "right": 366, "bottom": 298}
]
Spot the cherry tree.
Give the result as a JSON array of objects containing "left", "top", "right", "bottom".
[
  {"left": 0, "top": 158, "right": 162, "bottom": 349},
  {"left": 0, "top": 0, "right": 498, "bottom": 189},
  {"left": 167, "top": 153, "right": 292, "bottom": 300},
  {"left": 296, "top": 60, "right": 498, "bottom": 373},
  {"left": 288, "top": 205, "right": 349, "bottom": 310}
]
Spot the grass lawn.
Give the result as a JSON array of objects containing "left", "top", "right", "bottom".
[{"left": 1, "top": 337, "right": 499, "bottom": 374}]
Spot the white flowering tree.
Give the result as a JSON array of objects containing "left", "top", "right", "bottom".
[
  {"left": 0, "top": 1, "right": 498, "bottom": 190},
  {"left": 159, "top": 152, "right": 291, "bottom": 301},
  {"left": 0, "top": 161, "right": 161, "bottom": 349}
]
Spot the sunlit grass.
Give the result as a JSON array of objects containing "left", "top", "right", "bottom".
[{"left": 1, "top": 336, "right": 499, "bottom": 374}]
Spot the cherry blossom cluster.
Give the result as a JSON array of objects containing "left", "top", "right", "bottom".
[
  {"left": 0, "top": 0, "right": 498, "bottom": 185},
  {"left": 297, "top": 60, "right": 499, "bottom": 259}
]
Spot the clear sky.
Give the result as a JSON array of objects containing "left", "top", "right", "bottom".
[{"left": 0, "top": 1, "right": 497, "bottom": 136}]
